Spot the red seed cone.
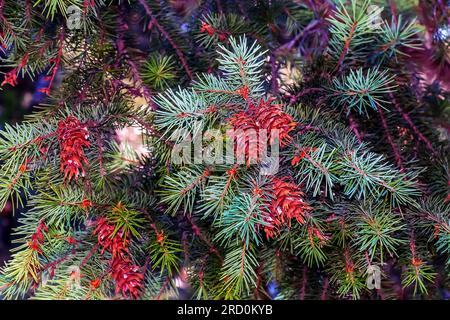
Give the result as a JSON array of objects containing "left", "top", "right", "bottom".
[
  {"left": 228, "top": 98, "right": 296, "bottom": 166},
  {"left": 263, "top": 177, "right": 312, "bottom": 239},
  {"left": 93, "top": 217, "right": 143, "bottom": 299},
  {"left": 110, "top": 257, "right": 144, "bottom": 299},
  {"left": 94, "top": 217, "right": 129, "bottom": 259},
  {"left": 228, "top": 111, "right": 261, "bottom": 166},
  {"left": 252, "top": 98, "right": 297, "bottom": 146},
  {"left": 57, "top": 115, "right": 90, "bottom": 181}
]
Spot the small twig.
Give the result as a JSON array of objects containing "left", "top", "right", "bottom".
[
  {"left": 138, "top": 0, "right": 193, "bottom": 80},
  {"left": 299, "top": 267, "right": 308, "bottom": 300},
  {"left": 390, "top": 93, "right": 435, "bottom": 154},
  {"left": 377, "top": 107, "right": 404, "bottom": 171},
  {"left": 288, "top": 87, "right": 325, "bottom": 105},
  {"left": 321, "top": 277, "right": 329, "bottom": 300},
  {"left": 347, "top": 108, "right": 363, "bottom": 143}
]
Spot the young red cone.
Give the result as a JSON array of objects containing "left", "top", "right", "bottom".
[
  {"left": 57, "top": 115, "right": 90, "bottom": 181},
  {"left": 93, "top": 217, "right": 144, "bottom": 299}
]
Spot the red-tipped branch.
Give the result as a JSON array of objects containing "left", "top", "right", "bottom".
[
  {"left": 335, "top": 21, "right": 357, "bottom": 72},
  {"left": 39, "top": 29, "right": 65, "bottom": 96},
  {"left": 180, "top": 169, "right": 210, "bottom": 195}
]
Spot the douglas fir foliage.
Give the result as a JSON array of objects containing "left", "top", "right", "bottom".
[{"left": 0, "top": 0, "right": 449, "bottom": 300}]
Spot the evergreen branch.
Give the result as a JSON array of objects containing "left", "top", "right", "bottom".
[
  {"left": 329, "top": 67, "right": 397, "bottom": 115},
  {"left": 327, "top": 0, "right": 376, "bottom": 70},
  {"left": 159, "top": 167, "right": 210, "bottom": 216},
  {"left": 219, "top": 242, "right": 258, "bottom": 299},
  {"left": 214, "top": 193, "right": 269, "bottom": 249}
]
